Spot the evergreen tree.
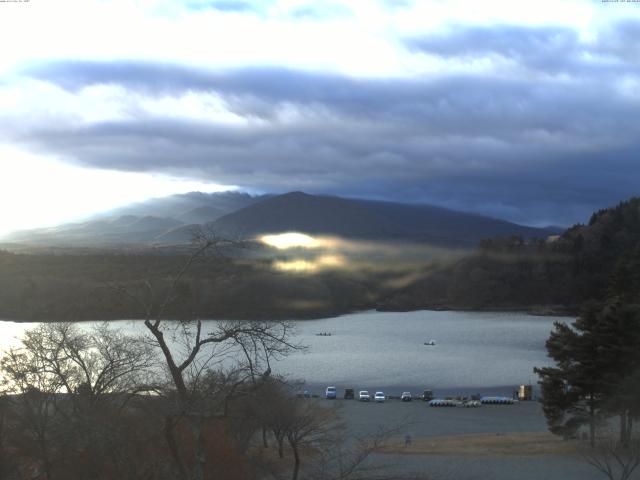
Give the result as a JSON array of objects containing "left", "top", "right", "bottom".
[
  {"left": 595, "top": 302, "right": 640, "bottom": 444},
  {"left": 535, "top": 307, "right": 606, "bottom": 445},
  {"left": 535, "top": 301, "right": 640, "bottom": 445}
]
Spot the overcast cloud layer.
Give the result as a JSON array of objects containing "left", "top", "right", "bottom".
[{"left": 1, "top": 0, "right": 639, "bottom": 227}]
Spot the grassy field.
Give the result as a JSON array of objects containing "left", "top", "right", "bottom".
[
  {"left": 381, "top": 431, "right": 581, "bottom": 456},
  {"left": 317, "top": 399, "right": 600, "bottom": 480}
]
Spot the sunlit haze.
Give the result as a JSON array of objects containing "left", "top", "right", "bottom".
[
  {"left": 273, "top": 254, "right": 346, "bottom": 272},
  {"left": 260, "top": 232, "right": 322, "bottom": 250},
  {"left": 0, "top": 147, "right": 230, "bottom": 237}
]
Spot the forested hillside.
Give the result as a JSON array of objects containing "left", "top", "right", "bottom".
[{"left": 380, "top": 197, "right": 640, "bottom": 313}]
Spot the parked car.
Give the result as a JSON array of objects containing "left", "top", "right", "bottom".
[
  {"left": 422, "top": 390, "right": 434, "bottom": 401},
  {"left": 358, "top": 390, "right": 370, "bottom": 402},
  {"left": 344, "top": 388, "right": 355, "bottom": 399},
  {"left": 374, "top": 392, "right": 385, "bottom": 402},
  {"left": 325, "top": 386, "right": 337, "bottom": 399},
  {"left": 401, "top": 392, "right": 412, "bottom": 402}
]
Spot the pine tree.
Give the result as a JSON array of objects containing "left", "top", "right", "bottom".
[
  {"left": 595, "top": 302, "right": 640, "bottom": 444},
  {"left": 535, "top": 301, "right": 640, "bottom": 445}
]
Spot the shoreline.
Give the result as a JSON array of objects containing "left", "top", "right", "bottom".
[{"left": 0, "top": 306, "right": 576, "bottom": 324}]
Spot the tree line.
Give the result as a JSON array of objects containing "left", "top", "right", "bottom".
[
  {"left": 532, "top": 199, "right": 640, "bottom": 480},
  {"left": 383, "top": 197, "right": 640, "bottom": 313}
]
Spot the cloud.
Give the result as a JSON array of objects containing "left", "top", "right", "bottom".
[
  {"left": 5, "top": 19, "right": 640, "bottom": 227},
  {"left": 22, "top": 60, "right": 638, "bottom": 138},
  {"left": 289, "top": 2, "right": 353, "bottom": 20},
  {"left": 407, "top": 25, "right": 581, "bottom": 72},
  {"left": 406, "top": 22, "right": 639, "bottom": 77},
  {"left": 185, "top": 1, "right": 258, "bottom": 12},
  {"left": 597, "top": 19, "right": 640, "bottom": 63},
  {"left": 380, "top": 0, "right": 413, "bottom": 9}
]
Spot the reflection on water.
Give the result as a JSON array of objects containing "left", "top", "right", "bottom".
[{"left": 0, "top": 310, "right": 569, "bottom": 393}]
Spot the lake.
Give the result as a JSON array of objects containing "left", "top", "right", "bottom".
[{"left": 0, "top": 310, "right": 568, "bottom": 395}]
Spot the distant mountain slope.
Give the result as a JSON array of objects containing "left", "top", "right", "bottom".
[
  {"left": 4, "top": 191, "right": 264, "bottom": 246},
  {"left": 207, "top": 192, "right": 558, "bottom": 246},
  {"left": 178, "top": 206, "right": 228, "bottom": 224},
  {"left": 5, "top": 191, "right": 559, "bottom": 247},
  {"left": 105, "top": 191, "right": 263, "bottom": 223},
  {"left": 6, "top": 215, "right": 186, "bottom": 246}
]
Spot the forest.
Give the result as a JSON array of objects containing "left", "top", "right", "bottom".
[{"left": 381, "top": 197, "right": 640, "bottom": 313}]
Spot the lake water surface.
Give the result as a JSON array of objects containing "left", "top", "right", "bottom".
[{"left": 0, "top": 310, "right": 569, "bottom": 395}]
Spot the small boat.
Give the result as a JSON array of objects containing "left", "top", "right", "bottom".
[
  {"left": 424, "top": 340, "right": 436, "bottom": 346},
  {"left": 316, "top": 332, "right": 332, "bottom": 337}
]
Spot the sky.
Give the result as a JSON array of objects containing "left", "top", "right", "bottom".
[{"left": 0, "top": 0, "right": 639, "bottom": 235}]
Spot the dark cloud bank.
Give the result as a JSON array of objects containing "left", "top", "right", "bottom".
[{"left": 9, "top": 20, "right": 640, "bottom": 226}]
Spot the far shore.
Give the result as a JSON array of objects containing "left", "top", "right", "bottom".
[{"left": 0, "top": 305, "right": 576, "bottom": 324}]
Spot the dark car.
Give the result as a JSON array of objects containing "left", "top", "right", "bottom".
[
  {"left": 422, "top": 390, "right": 434, "bottom": 401},
  {"left": 344, "top": 388, "right": 355, "bottom": 399}
]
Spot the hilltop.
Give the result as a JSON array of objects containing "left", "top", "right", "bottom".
[{"left": 4, "top": 191, "right": 559, "bottom": 248}]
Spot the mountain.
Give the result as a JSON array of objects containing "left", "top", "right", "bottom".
[
  {"left": 103, "top": 191, "right": 263, "bottom": 223},
  {"left": 178, "top": 206, "right": 229, "bottom": 224},
  {"left": 4, "top": 191, "right": 264, "bottom": 246},
  {"left": 205, "top": 192, "right": 559, "bottom": 246},
  {"left": 4, "top": 191, "right": 559, "bottom": 247},
  {"left": 5, "top": 215, "right": 186, "bottom": 246}
]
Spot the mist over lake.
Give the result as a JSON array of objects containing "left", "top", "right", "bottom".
[{"left": 0, "top": 310, "right": 567, "bottom": 395}]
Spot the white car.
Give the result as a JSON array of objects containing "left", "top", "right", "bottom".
[
  {"left": 358, "top": 390, "right": 370, "bottom": 402},
  {"left": 401, "top": 392, "right": 412, "bottom": 402},
  {"left": 325, "top": 386, "right": 337, "bottom": 399},
  {"left": 374, "top": 391, "right": 385, "bottom": 402}
]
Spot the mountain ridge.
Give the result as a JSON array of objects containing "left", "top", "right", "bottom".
[
  {"left": 4, "top": 191, "right": 560, "bottom": 247},
  {"left": 204, "top": 191, "right": 559, "bottom": 246}
]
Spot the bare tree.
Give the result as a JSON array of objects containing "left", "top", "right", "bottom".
[
  {"left": 1, "top": 322, "right": 154, "bottom": 406},
  {"left": 114, "top": 226, "right": 303, "bottom": 480},
  {"left": 583, "top": 437, "right": 640, "bottom": 480},
  {"left": 0, "top": 396, "right": 14, "bottom": 479},
  {"left": 284, "top": 398, "right": 337, "bottom": 480},
  {"left": 251, "top": 381, "right": 426, "bottom": 480},
  {"left": 0, "top": 322, "right": 157, "bottom": 480}
]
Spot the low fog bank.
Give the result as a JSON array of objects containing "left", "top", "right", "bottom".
[{"left": 0, "top": 235, "right": 473, "bottom": 322}]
